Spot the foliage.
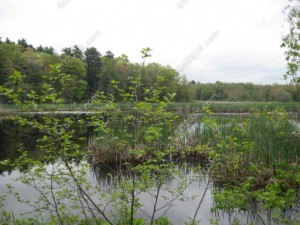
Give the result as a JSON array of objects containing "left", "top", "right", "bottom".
[
  {"left": 85, "top": 47, "right": 102, "bottom": 94},
  {"left": 194, "top": 82, "right": 299, "bottom": 102},
  {"left": 0, "top": 58, "right": 197, "bottom": 224},
  {"left": 281, "top": 0, "right": 300, "bottom": 95},
  {"left": 194, "top": 109, "right": 300, "bottom": 225},
  {"left": 1, "top": 37, "right": 299, "bottom": 104}
]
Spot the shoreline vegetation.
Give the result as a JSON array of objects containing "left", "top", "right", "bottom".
[{"left": 0, "top": 101, "right": 299, "bottom": 115}]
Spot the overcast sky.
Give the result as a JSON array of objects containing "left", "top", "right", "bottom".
[{"left": 0, "top": 0, "right": 290, "bottom": 84}]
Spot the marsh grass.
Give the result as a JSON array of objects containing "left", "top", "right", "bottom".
[
  {"left": 180, "top": 109, "right": 300, "bottom": 189},
  {"left": 192, "top": 110, "right": 300, "bottom": 165},
  {"left": 88, "top": 108, "right": 178, "bottom": 164},
  {"left": 171, "top": 102, "right": 300, "bottom": 113},
  {"left": 90, "top": 106, "right": 300, "bottom": 169}
]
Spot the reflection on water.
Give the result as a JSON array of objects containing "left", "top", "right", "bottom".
[
  {"left": 0, "top": 119, "right": 39, "bottom": 167},
  {"left": 2, "top": 161, "right": 295, "bottom": 225},
  {"left": 0, "top": 162, "right": 273, "bottom": 225},
  {"left": 0, "top": 114, "right": 299, "bottom": 224}
]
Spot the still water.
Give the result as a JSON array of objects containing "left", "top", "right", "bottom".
[{"left": 0, "top": 114, "right": 299, "bottom": 224}]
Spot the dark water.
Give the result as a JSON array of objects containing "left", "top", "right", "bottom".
[{"left": 0, "top": 114, "right": 299, "bottom": 224}]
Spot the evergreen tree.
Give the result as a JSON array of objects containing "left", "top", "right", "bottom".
[{"left": 84, "top": 47, "right": 101, "bottom": 93}]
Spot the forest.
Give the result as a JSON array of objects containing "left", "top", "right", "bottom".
[{"left": 0, "top": 37, "right": 298, "bottom": 104}]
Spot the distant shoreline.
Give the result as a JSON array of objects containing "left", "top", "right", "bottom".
[{"left": 0, "top": 101, "right": 299, "bottom": 115}]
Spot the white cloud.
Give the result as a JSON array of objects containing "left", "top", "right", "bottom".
[{"left": 0, "top": 0, "right": 290, "bottom": 84}]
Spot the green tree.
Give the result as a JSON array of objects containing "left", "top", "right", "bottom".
[
  {"left": 141, "top": 47, "right": 152, "bottom": 66},
  {"left": 72, "top": 45, "right": 84, "bottom": 60},
  {"left": 105, "top": 50, "right": 115, "bottom": 59},
  {"left": 5, "top": 37, "right": 15, "bottom": 44},
  {"left": 175, "top": 76, "right": 195, "bottom": 101},
  {"left": 36, "top": 45, "right": 55, "bottom": 55},
  {"left": 0, "top": 43, "right": 22, "bottom": 86},
  {"left": 198, "top": 83, "right": 216, "bottom": 101},
  {"left": 39, "top": 52, "right": 61, "bottom": 70},
  {"left": 61, "top": 45, "right": 84, "bottom": 60},
  {"left": 60, "top": 56, "right": 88, "bottom": 102},
  {"left": 61, "top": 56, "right": 86, "bottom": 79},
  {"left": 269, "top": 86, "right": 293, "bottom": 102},
  {"left": 85, "top": 47, "right": 101, "bottom": 94},
  {"left": 99, "top": 54, "right": 118, "bottom": 96},
  {"left": 143, "top": 63, "right": 180, "bottom": 100},
  {"left": 17, "top": 38, "right": 33, "bottom": 51},
  {"left": 281, "top": 0, "right": 300, "bottom": 96},
  {"left": 61, "top": 47, "right": 73, "bottom": 57},
  {"left": 19, "top": 49, "right": 44, "bottom": 92}
]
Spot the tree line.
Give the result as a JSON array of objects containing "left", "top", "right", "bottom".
[
  {"left": 192, "top": 81, "right": 299, "bottom": 102},
  {"left": 0, "top": 37, "right": 298, "bottom": 103}
]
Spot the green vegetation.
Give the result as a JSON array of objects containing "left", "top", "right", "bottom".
[
  {"left": 281, "top": 0, "right": 300, "bottom": 96},
  {"left": 0, "top": 56, "right": 197, "bottom": 224},
  {"left": 0, "top": 63, "right": 299, "bottom": 224},
  {"left": 0, "top": 40, "right": 187, "bottom": 103},
  {"left": 1, "top": 38, "right": 300, "bottom": 106},
  {"left": 193, "top": 82, "right": 299, "bottom": 102},
  {"left": 190, "top": 109, "right": 300, "bottom": 178},
  {"left": 0, "top": 3, "right": 299, "bottom": 222},
  {"left": 171, "top": 101, "right": 300, "bottom": 113},
  {"left": 179, "top": 108, "right": 300, "bottom": 224}
]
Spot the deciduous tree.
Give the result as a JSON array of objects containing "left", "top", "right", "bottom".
[{"left": 281, "top": 0, "right": 300, "bottom": 95}]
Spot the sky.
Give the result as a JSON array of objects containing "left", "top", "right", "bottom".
[{"left": 0, "top": 0, "right": 291, "bottom": 84}]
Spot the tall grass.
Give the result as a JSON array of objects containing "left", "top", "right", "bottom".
[
  {"left": 89, "top": 105, "right": 300, "bottom": 166},
  {"left": 171, "top": 102, "right": 300, "bottom": 113},
  {"left": 192, "top": 110, "right": 300, "bottom": 165},
  {"left": 88, "top": 110, "right": 177, "bottom": 164}
]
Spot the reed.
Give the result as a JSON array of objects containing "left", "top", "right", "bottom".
[
  {"left": 170, "top": 102, "right": 300, "bottom": 113},
  {"left": 90, "top": 106, "right": 300, "bottom": 167},
  {"left": 89, "top": 111, "right": 177, "bottom": 164},
  {"left": 192, "top": 110, "right": 300, "bottom": 165}
]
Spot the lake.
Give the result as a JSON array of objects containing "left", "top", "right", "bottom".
[{"left": 0, "top": 113, "right": 299, "bottom": 224}]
